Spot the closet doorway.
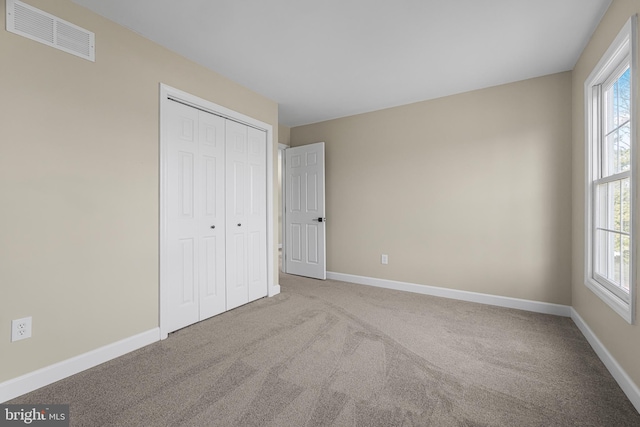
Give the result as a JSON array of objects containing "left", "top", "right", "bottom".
[{"left": 159, "top": 84, "right": 277, "bottom": 339}]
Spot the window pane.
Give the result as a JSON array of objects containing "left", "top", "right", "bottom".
[
  {"left": 605, "top": 67, "right": 631, "bottom": 132},
  {"left": 622, "top": 177, "right": 630, "bottom": 233},
  {"left": 595, "top": 229, "right": 613, "bottom": 280},
  {"left": 603, "top": 67, "right": 631, "bottom": 177},
  {"left": 596, "top": 180, "right": 623, "bottom": 231},
  {"left": 595, "top": 228, "right": 605, "bottom": 278},
  {"left": 619, "top": 122, "right": 631, "bottom": 172},
  {"left": 617, "top": 68, "right": 631, "bottom": 127},
  {"left": 622, "top": 234, "right": 630, "bottom": 291},
  {"left": 605, "top": 122, "right": 631, "bottom": 175},
  {"left": 604, "top": 130, "right": 618, "bottom": 175},
  {"left": 595, "top": 229, "right": 630, "bottom": 292},
  {"left": 614, "top": 180, "right": 622, "bottom": 232},
  {"left": 596, "top": 182, "right": 607, "bottom": 229}
]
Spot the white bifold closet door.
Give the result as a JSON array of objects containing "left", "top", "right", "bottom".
[
  {"left": 225, "top": 120, "right": 268, "bottom": 310},
  {"left": 165, "top": 100, "right": 267, "bottom": 333}
]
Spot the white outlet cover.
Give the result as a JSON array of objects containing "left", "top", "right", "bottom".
[{"left": 11, "top": 316, "right": 32, "bottom": 342}]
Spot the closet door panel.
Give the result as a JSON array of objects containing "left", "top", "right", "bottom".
[
  {"left": 226, "top": 120, "right": 250, "bottom": 310},
  {"left": 165, "top": 101, "right": 201, "bottom": 332},
  {"left": 198, "top": 111, "right": 226, "bottom": 320},
  {"left": 247, "top": 127, "right": 268, "bottom": 301}
]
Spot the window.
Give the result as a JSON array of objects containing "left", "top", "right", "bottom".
[{"left": 585, "top": 16, "right": 637, "bottom": 323}]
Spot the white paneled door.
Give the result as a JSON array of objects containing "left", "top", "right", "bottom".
[
  {"left": 197, "top": 109, "right": 227, "bottom": 320},
  {"left": 285, "top": 142, "right": 326, "bottom": 279},
  {"left": 246, "top": 127, "right": 268, "bottom": 301},
  {"left": 225, "top": 122, "right": 268, "bottom": 310},
  {"left": 164, "top": 99, "right": 267, "bottom": 334},
  {"left": 165, "top": 101, "right": 226, "bottom": 332}
]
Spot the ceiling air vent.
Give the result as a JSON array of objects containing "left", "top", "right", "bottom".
[{"left": 5, "top": 0, "right": 94, "bottom": 62}]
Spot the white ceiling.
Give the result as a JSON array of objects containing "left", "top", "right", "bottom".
[{"left": 72, "top": 0, "right": 611, "bottom": 127}]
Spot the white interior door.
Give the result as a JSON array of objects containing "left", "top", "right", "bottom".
[
  {"left": 225, "top": 120, "right": 249, "bottom": 310},
  {"left": 165, "top": 101, "right": 226, "bottom": 333},
  {"left": 285, "top": 142, "right": 326, "bottom": 279},
  {"left": 226, "top": 121, "right": 268, "bottom": 309},
  {"left": 246, "top": 127, "right": 268, "bottom": 301},
  {"left": 198, "top": 110, "right": 227, "bottom": 320}
]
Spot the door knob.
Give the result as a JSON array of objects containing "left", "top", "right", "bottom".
[
  {"left": 210, "top": 225, "right": 215, "bottom": 229},
  {"left": 237, "top": 223, "right": 242, "bottom": 227},
  {"left": 312, "top": 217, "right": 326, "bottom": 223}
]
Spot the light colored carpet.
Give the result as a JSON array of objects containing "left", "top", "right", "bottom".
[{"left": 10, "top": 272, "right": 640, "bottom": 426}]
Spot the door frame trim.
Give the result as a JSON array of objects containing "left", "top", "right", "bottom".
[{"left": 159, "top": 83, "right": 276, "bottom": 339}]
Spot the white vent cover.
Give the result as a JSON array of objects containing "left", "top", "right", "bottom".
[{"left": 5, "top": 0, "right": 94, "bottom": 62}]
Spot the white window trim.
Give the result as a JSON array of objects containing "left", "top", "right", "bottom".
[{"left": 584, "top": 15, "right": 638, "bottom": 324}]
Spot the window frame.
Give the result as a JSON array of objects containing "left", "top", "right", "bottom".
[{"left": 585, "top": 15, "right": 637, "bottom": 324}]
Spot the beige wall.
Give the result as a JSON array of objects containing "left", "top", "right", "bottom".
[
  {"left": 278, "top": 124, "right": 291, "bottom": 146},
  {"left": 572, "top": 0, "right": 640, "bottom": 388},
  {"left": 292, "top": 72, "right": 572, "bottom": 305},
  {"left": 0, "top": 0, "right": 278, "bottom": 384}
]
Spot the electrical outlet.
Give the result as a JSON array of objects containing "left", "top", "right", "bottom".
[
  {"left": 11, "top": 316, "right": 32, "bottom": 342},
  {"left": 381, "top": 254, "right": 389, "bottom": 265}
]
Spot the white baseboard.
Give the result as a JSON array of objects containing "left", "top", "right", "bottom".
[
  {"left": 0, "top": 328, "right": 160, "bottom": 403},
  {"left": 571, "top": 309, "right": 640, "bottom": 413},
  {"left": 269, "top": 284, "right": 281, "bottom": 297},
  {"left": 327, "top": 271, "right": 572, "bottom": 317}
]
